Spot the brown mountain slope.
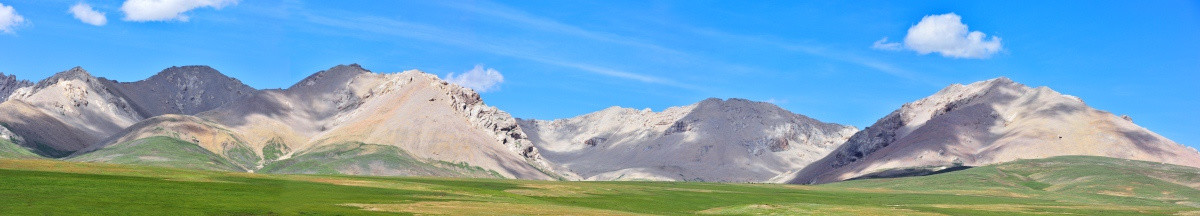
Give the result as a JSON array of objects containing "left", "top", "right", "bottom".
[
  {"left": 788, "top": 77, "right": 1200, "bottom": 184},
  {"left": 520, "top": 98, "right": 857, "bottom": 182},
  {"left": 0, "top": 67, "right": 143, "bottom": 157},
  {"left": 0, "top": 66, "right": 258, "bottom": 158},
  {"left": 70, "top": 114, "right": 259, "bottom": 171},
  {"left": 198, "top": 64, "right": 553, "bottom": 179}
]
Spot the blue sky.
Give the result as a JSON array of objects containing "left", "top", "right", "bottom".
[{"left": 0, "top": 1, "right": 1198, "bottom": 148}]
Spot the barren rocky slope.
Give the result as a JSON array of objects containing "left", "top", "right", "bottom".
[
  {"left": 0, "top": 66, "right": 258, "bottom": 158},
  {"left": 788, "top": 77, "right": 1200, "bottom": 184},
  {"left": 520, "top": 98, "right": 857, "bottom": 182},
  {"left": 0, "top": 67, "right": 143, "bottom": 157},
  {"left": 197, "top": 64, "right": 554, "bottom": 179},
  {"left": 5, "top": 64, "right": 553, "bottom": 179},
  {"left": 4, "top": 65, "right": 1195, "bottom": 184},
  {"left": 70, "top": 114, "right": 259, "bottom": 171}
]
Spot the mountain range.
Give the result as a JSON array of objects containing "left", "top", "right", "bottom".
[{"left": 0, "top": 64, "right": 1196, "bottom": 184}]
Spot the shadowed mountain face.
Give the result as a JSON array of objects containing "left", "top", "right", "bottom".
[
  {"left": 520, "top": 98, "right": 858, "bottom": 182},
  {"left": 788, "top": 77, "right": 1200, "bottom": 184},
  {"left": 113, "top": 66, "right": 257, "bottom": 117}
]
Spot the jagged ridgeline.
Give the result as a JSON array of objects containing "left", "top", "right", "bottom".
[
  {"left": 0, "top": 65, "right": 554, "bottom": 179},
  {"left": 519, "top": 98, "right": 857, "bottom": 182},
  {"left": 0, "top": 65, "right": 1197, "bottom": 184}
]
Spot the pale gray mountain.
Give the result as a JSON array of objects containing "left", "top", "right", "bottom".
[
  {"left": 520, "top": 98, "right": 857, "bottom": 182},
  {"left": 0, "top": 66, "right": 259, "bottom": 158},
  {"left": 4, "top": 65, "right": 1196, "bottom": 184},
  {"left": 787, "top": 77, "right": 1200, "bottom": 184},
  {"left": 0, "top": 67, "right": 142, "bottom": 157}
]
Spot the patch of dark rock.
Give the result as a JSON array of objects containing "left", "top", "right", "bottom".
[{"left": 583, "top": 137, "right": 607, "bottom": 147}]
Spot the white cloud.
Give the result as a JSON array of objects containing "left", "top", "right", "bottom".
[
  {"left": 445, "top": 65, "right": 505, "bottom": 92},
  {"left": 0, "top": 3, "right": 27, "bottom": 34},
  {"left": 871, "top": 37, "right": 902, "bottom": 51},
  {"left": 874, "top": 13, "right": 1002, "bottom": 59},
  {"left": 70, "top": 3, "right": 107, "bottom": 26},
  {"left": 120, "top": 0, "right": 238, "bottom": 22}
]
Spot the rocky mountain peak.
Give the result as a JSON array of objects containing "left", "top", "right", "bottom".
[
  {"left": 33, "top": 67, "right": 98, "bottom": 89},
  {"left": 153, "top": 65, "right": 221, "bottom": 78},
  {"left": 0, "top": 72, "right": 33, "bottom": 102},
  {"left": 686, "top": 98, "right": 832, "bottom": 127},
  {"left": 114, "top": 65, "right": 257, "bottom": 116},
  {"left": 290, "top": 64, "right": 371, "bottom": 90},
  {"left": 693, "top": 97, "right": 762, "bottom": 110},
  {"left": 824, "top": 77, "right": 1037, "bottom": 171},
  {"left": 695, "top": 97, "right": 771, "bottom": 109},
  {"left": 790, "top": 76, "right": 1200, "bottom": 184},
  {"left": 986, "top": 76, "right": 1014, "bottom": 85},
  {"left": 520, "top": 97, "right": 857, "bottom": 182}
]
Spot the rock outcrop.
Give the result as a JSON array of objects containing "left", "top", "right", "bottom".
[{"left": 0, "top": 72, "right": 32, "bottom": 102}]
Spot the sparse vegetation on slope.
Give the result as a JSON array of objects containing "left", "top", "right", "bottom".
[
  {"left": 66, "top": 136, "right": 245, "bottom": 171},
  {"left": 0, "top": 139, "right": 39, "bottom": 159},
  {"left": 1, "top": 156, "right": 1197, "bottom": 215},
  {"left": 261, "top": 138, "right": 290, "bottom": 161},
  {"left": 260, "top": 142, "right": 502, "bottom": 178},
  {"left": 827, "top": 156, "right": 1200, "bottom": 213}
]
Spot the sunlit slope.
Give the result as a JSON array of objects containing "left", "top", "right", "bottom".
[{"left": 1, "top": 156, "right": 1198, "bottom": 215}]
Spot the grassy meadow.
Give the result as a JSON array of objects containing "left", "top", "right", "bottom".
[{"left": 0, "top": 156, "right": 1198, "bottom": 215}]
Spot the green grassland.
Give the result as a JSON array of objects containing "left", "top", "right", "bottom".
[
  {"left": 59, "top": 136, "right": 501, "bottom": 178},
  {"left": 1, "top": 156, "right": 1199, "bottom": 215},
  {"left": 0, "top": 138, "right": 40, "bottom": 159}
]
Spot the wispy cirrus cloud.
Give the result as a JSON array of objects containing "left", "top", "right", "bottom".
[
  {"left": 434, "top": 1, "right": 765, "bottom": 83},
  {"left": 298, "top": 7, "right": 700, "bottom": 91},
  {"left": 871, "top": 37, "right": 902, "bottom": 51},
  {"left": 688, "top": 27, "right": 938, "bottom": 86},
  {"left": 436, "top": 1, "right": 689, "bottom": 57}
]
